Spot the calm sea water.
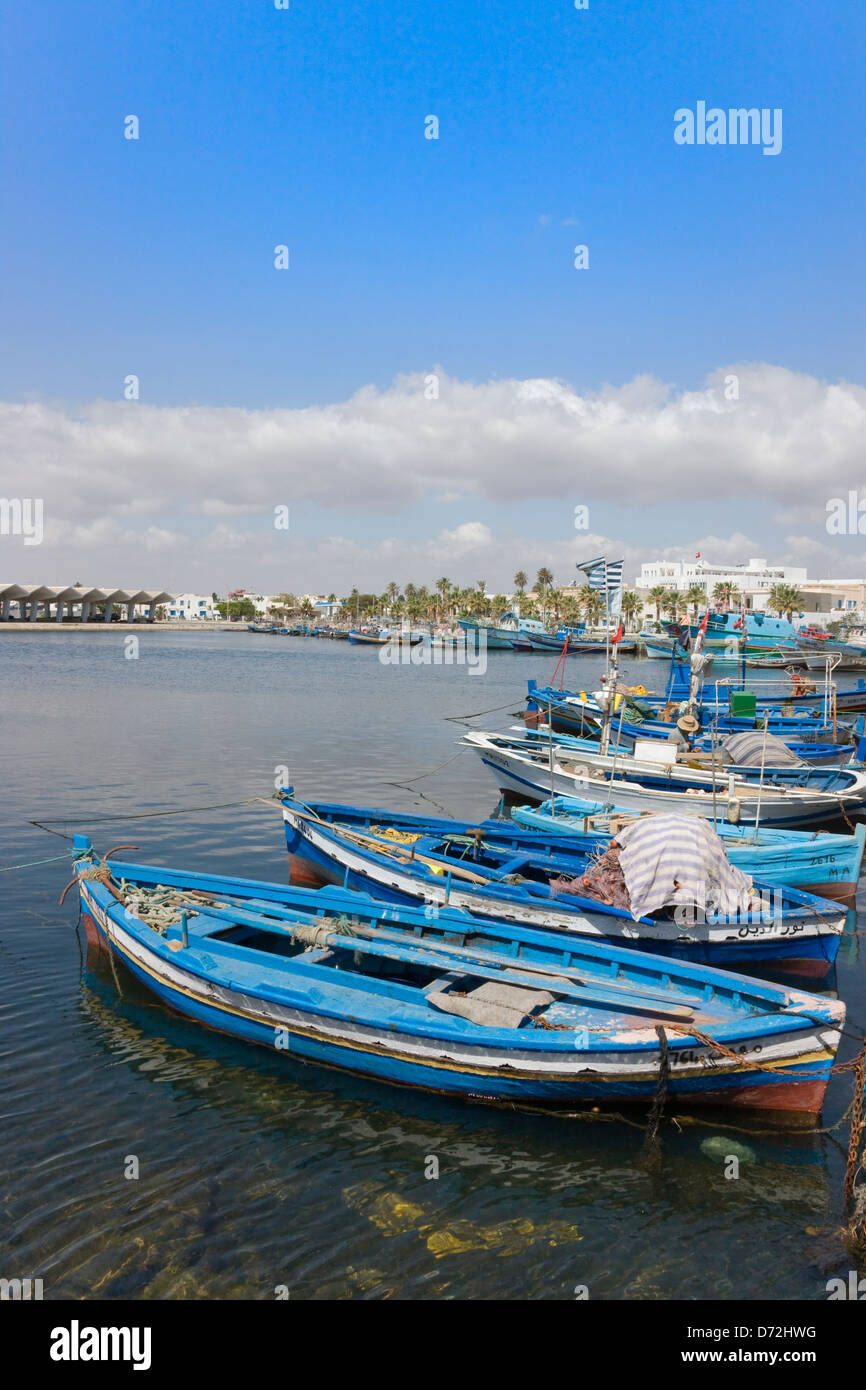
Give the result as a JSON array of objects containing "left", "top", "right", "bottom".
[{"left": 1, "top": 631, "right": 864, "bottom": 1300}]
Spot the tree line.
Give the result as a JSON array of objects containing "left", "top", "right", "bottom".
[{"left": 215, "top": 576, "right": 807, "bottom": 629}]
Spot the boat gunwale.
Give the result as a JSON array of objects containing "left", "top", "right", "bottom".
[{"left": 76, "top": 862, "right": 845, "bottom": 1052}]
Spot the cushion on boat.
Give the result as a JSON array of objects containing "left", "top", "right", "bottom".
[{"left": 428, "top": 982, "right": 555, "bottom": 1029}]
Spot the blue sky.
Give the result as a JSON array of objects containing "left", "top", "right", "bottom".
[{"left": 1, "top": 1, "right": 864, "bottom": 590}]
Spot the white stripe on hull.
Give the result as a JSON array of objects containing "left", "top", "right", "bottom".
[
  {"left": 80, "top": 883, "right": 840, "bottom": 1086},
  {"left": 467, "top": 737, "right": 863, "bottom": 828},
  {"left": 286, "top": 812, "right": 843, "bottom": 949}
]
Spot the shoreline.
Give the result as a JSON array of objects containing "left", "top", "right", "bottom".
[{"left": 0, "top": 621, "right": 244, "bottom": 633}]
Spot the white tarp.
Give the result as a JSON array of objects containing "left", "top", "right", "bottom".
[{"left": 614, "top": 815, "right": 754, "bottom": 922}]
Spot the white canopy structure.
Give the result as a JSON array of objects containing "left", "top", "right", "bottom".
[{"left": 0, "top": 584, "right": 175, "bottom": 623}]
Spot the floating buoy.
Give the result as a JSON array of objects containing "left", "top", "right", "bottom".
[{"left": 700, "top": 1136, "right": 756, "bottom": 1164}]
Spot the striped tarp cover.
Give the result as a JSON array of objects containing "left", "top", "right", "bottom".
[
  {"left": 722, "top": 730, "right": 805, "bottom": 767},
  {"left": 614, "top": 815, "right": 754, "bottom": 922}
]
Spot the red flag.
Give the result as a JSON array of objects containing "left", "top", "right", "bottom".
[
  {"left": 611, "top": 623, "right": 624, "bottom": 645},
  {"left": 698, "top": 611, "right": 708, "bottom": 635},
  {"left": 695, "top": 551, "right": 701, "bottom": 559}
]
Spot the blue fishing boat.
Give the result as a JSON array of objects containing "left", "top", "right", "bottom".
[
  {"left": 461, "top": 729, "right": 866, "bottom": 828},
  {"left": 528, "top": 680, "right": 858, "bottom": 746},
  {"left": 456, "top": 618, "right": 520, "bottom": 649},
  {"left": 663, "top": 612, "right": 802, "bottom": 653},
  {"left": 71, "top": 837, "right": 845, "bottom": 1114},
  {"left": 505, "top": 616, "right": 561, "bottom": 650},
  {"left": 347, "top": 628, "right": 423, "bottom": 646},
  {"left": 280, "top": 796, "right": 845, "bottom": 977},
  {"left": 658, "top": 663, "right": 866, "bottom": 715},
  {"left": 527, "top": 691, "right": 856, "bottom": 767},
  {"left": 490, "top": 724, "right": 865, "bottom": 798},
  {"left": 510, "top": 797, "right": 866, "bottom": 907}
]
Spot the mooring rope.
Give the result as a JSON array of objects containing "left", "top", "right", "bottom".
[
  {"left": 835, "top": 795, "right": 858, "bottom": 833},
  {"left": 0, "top": 848, "right": 76, "bottom": 873},
  {"left": 383, "top": 749, "right": 467, "bottom": 785},
  {"left": 29, "top": 795, "right": 265, "bottom": 831},
  {"left": 844, "top": 1051, "right": 865, "bottom": 1203},
  {"left": 443, "top": 701, "right": 523, "bottom": 724},
  {"left": 645, "top": 1025, "right": 669, "bottom": 1146}
]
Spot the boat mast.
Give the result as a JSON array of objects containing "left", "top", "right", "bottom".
[{"left": 600, "top": 559, "right": 614, "bottom": 756}]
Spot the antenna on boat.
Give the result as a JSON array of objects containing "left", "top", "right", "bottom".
[
  {"left": 547, "top": 697, "right": 556, "bottom": 815},
  {"left": 751, "top": 711, "right": 771, "bottom": 842}
]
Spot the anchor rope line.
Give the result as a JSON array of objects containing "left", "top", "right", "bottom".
[
  {"left": 645, "top": 1025, "right": 670, "bottom": 1146},
  {"left": 844, "top": 1051, "right": 866, "bottom": 1204},
  {"left": 0, "top": 848, "right": 77, "bottom": 873},
  {"left": 443, "top": 701, "right": 522, "bottom": 724},
  {"left": 383, "top": 749, "right": 467, "bottom": 785},
  {"left": 29, "top": 795, "right": 265, "bottom": 829}
]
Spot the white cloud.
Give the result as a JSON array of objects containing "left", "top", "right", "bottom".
[
  {"left": 3, "top": 365, "right": 863, "bottom": 517},
  {"left": 2, "top": 363, "right": 864, "bottom": 589}
]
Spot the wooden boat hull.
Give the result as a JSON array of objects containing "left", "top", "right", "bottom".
[
  {"left": 534, "top": 697, "right": 855, "bottom": 766},
  {"left": 528, "top": 683, "right": 851, "bottom": 744},
  {"left": 464, "top": 731, "right": 866, "bottom": 828},
  {"left": 77, "top": 859, "right": 843, "bottom": 1114},
  {"left": 511, "top": 802, "right": 865, "bottom": 908},
  {"left": 81, "top": 902, "right": 833, "bottom": 1109},
  {"left": 456, "top": 620, "right": 518, "bottom": 649},
  {"left": 281, "top": 801, "right": 845, "bottom": 977}
]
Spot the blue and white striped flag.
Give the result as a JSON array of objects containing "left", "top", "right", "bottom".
[{"left": 576, "top": 556, "right": 624, "bottom": 616}]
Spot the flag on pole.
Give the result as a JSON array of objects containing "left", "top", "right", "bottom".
[
  {"left": 611, "top": 622, "right": 624, "bottom": 645},
  {"left": 576, "top": 556, "right": 624, "bottom": 616}
]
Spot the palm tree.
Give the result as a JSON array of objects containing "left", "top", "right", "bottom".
[
  {"left": 472, "top": 586, "right": 489, "bottom": 618},
  {"left": 560, "top": 596, "right": 582, "bottom": 629},
  {"left": 648, "top": 585, "right": 668, "bottom": 623},
  {"left": 514, "top": 570, "right": 528, "bottom": 598},
  {"left": 417, "top": 585, "right": 432, "bottom": 612},
  {"left": 712, "top": 581, "right": 731, "bottom": 612},
  {"left": 535, "top": 568, "right": 554, "bottom": 623},
  {"left": 684, "top": 583, "right": 706, "bottom": 621},
  {"left": 435, "top": 577, "right": 451, "bottom": 622},
  {"left": 620, "top": 589, "right": 641, "bottom": 632},
  {"left": 769, "top": 583, "right": 804, "bottom": 622},
  {"left": 662, "top": 590, "right": 682, "bottom": 622},
  {"left": 579, "top": 587, "right": 605, "bottom": 628},
  {"left": 406, "top": 594, "right": 425, "bottom": 624},
  {"left": 458, "top": 586, "right": 478, "bottom": 619}
]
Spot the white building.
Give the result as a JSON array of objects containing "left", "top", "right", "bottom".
[
  {"left": 636, "top": 558, "right": 808, "bottom": 612},
  {"left": 166, "top": 593, "right": 219, "bottom": 620}
]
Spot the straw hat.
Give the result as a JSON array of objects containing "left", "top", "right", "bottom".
[{"left": 677, "top": 714, "right": 700, "bottom": 733}]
